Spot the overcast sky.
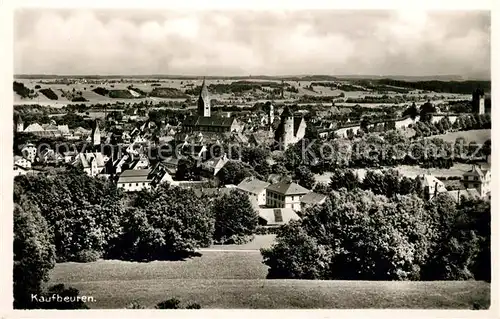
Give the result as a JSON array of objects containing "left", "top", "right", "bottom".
[{"left": 14, "top": 9, "right": 490, "bottom": 78}]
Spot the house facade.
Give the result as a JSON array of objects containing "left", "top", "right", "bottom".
[
  {"left": 237, "top": 177, "right": 270, "bottom": 206},
  {"left": 462, "top": 165, "right": 491, "bottom": 198},
  {"left": 266, "top": 181, "right": 310, "bottom": 211}
]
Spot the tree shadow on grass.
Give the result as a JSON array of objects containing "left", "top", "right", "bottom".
[{"left": 104, "top": 251, "right": 202, "bottom": 263}]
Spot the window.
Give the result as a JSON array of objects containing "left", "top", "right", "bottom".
[
  {"left": 136, "top": 183, "right": 139, "bottom": 186},
  {"left": 474, "top": 177, "right": 478, "bottom": 181}
]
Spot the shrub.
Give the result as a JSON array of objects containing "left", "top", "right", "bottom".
[
  {"left": 92, "top": 87, "right": 109, "bottom": 96},
  {"left": 156, "top": 298, "right": 181, "bottom": 309},
  {"left": 126, "top": 301, "right": 146, "bottom": 309},
  {"left": 72, "top": 96, "right": 88, "bottom": 102},
  {"left": 74, "top": 249, "right": 101, "bottom": 263}
]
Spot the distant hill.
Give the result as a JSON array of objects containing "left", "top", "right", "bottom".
[{"left": 14, "top": 74, "right": 490, "bottom": 81}]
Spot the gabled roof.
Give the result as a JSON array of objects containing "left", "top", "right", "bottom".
[
  {"left": 75, "top": 152, "right": 106, "bottom": 168},
  {"left": 258, "top": 208, "right": 299, "bottom": 225},
  {"left": 183, "top": 115, "right": 237, "bottom": 128},
  {"left": 300, "top": 192, "right": 327, "bottom": 205},
  {"left": 117, "top": 169, "right": 152, "bottom": 184},
  {"left": 201, "top": 156, "right": 228, "bottom": 172},
  {"left": 266, "top": 181, "right": 310, "bottom": 195},
  {"left": 58, "top": 125, "right": 70, "bottom": 134},
  {"left": 24, "top": 123, "right": 44, "bottom": 132},
  {"left": 464, "top": 165, "right": 489, "bottom": 178},
  {"left": 193, "top": 187, "right": 232, "bottom": 198},
  {"left": 418, "top": 174, "right": 447, "bottom": 191},
  {"left": 237, "top": 177, "right": 270, "bottom": 195},
  {"left": 42, "top": 124, "right": 58, "bottom": 131}
]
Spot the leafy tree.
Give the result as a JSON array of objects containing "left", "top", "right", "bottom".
[
  {"left": 14, "top": 199, "right": 56, "bottom": 309},
  {"left": 212, "top": 190, "right": 258, "bottom": 244},
  {"left": 175, "top": 156, "right": 201, "bottom": 181},
  {"left": 262, "top": 190, "right": 435, "bottom": 280},
  {"left": 420, "top": 193, "right": 485, "bottom": 280},
  {"left": 419, "top": 101, "right": 436, "bottom": 123},
  {"left": 313, "top": 182, "right": 329, "bottom": 195},
  {"left": 217, "top": 160, "right": 254, "bottom": 185},
  {"left": 328, "top": 169, "right": 360, "bottom": 191},
  {"left": 14, "top": 169, "right": 124, "bottom": 262},
  {"left": 110, "top": 184, "right": 214, "bottom": 261},
  {"left": 271, "top": 163, "right": 288, "bottom": 175},
  {"left": 261, "top": 221, "right": 331, "bottom": 279},
  {"left": 293, "top": 165, "right": 315, "bottom": 190},
  {"left": 241, "top": 147, "right": 271, "bottom": 178}
]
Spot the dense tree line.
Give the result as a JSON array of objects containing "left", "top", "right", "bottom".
[
  {"left": 14, "top": 81, "right": 36, "bottom": 99},
  {"left": 14, "top": 169, "right": 259, "bottom": 307},
  {"left": 261, "top": 189, "right": 490, "bottom": 281},
  {"left": 376, "top": 79, "right": 490, "bottom": 94},
  {"left": 39, "top": 88, "right": 59, "bottom": 100},
  {"left": 280, "top": 125, "right": 489, "bottom": 174}
]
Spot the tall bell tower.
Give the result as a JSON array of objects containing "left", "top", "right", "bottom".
[{"left": 197, "top": 78, "right": 211, "bottom": 117}]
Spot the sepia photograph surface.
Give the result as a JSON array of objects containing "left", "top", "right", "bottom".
[{"left": 10, "top": 4, "right": 492, "bottom": 312}]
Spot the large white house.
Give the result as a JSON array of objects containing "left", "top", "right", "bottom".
[
  {"left": 117, "top": 163, "right": 174, "bottom": 192},
  {"left": 237, "top": 177, "right": 270, "bottom": 206},
  {"left": 266, "top": 181, "right": 310, "bottom": 211}
]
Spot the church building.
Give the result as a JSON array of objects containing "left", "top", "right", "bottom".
[{"left": 180, "top": 79, "right": 243, "bottom": 136}]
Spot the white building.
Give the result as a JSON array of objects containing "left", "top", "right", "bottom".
[
  {"left": 462, "top": 165, "right": 491, "bottom": 198},
  {"left": 266, "top": 181, "right": 310, "bottom": 211},
  {"left": 73, "top": 152, "right": 107, "bottom": 177},
  {"left": 237, "top": 177, "right": 271, "bottom": 206},
  {"left": 417, "top": 174, "right": 448, "bottom": 200},
  {"left": 117, "top": 164, "right": 174, "bottom": 192}
]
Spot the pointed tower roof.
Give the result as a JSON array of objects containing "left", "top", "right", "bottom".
[
  {"left": 199, "top": 78, "right": 209, "bottom": 100},
  {"left": 93, "top": 119, "right": 100, "bottom": 134},
  {"left": 16, "top": 113, "right": 23, "bottom": 124},
  {"left": 281, "top": 105, "right": 293, "bottom": 118}
]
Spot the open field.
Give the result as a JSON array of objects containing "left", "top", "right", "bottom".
[
  {"left": 315, "top": 163, "right": 477, "bottom": 184},
  {"left": 427, "top": 129, "right": 491, "bottom": 144},
  {"left": 14, "top": 78, "right": 471, "bottom": 108},
  {"left": 47, "top": 254, "right": 489, "bottom": 309}
]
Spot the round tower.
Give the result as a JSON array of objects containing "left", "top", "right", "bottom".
[{"left": 281, "top": 106, "right": 294, "bottom": 149}]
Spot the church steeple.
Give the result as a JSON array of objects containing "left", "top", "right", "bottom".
[
  {"left": 91, "top": 120, "right": 101, "bottom": 146},
  {"left": 197, "top": 78, "right": 211, "bottom": 117}
]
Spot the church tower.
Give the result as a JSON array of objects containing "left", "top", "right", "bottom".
[
  {"left": 280, "top": 106, "right": 294, "bottom": 149},
  {"left": 91, "top": 120, "right": 101, "bottom": 146},
  {"left": 197, "top": 78, "right": 211, "bottom": 117},
  {"left": 269, "top": 103, "right": 274, "bottom": 128},
  {"left": 472, "top": 88, "right": 485, "bottom": 115},
  {"left": 15, "top": 114, "right": 24, "bottom": 133}
]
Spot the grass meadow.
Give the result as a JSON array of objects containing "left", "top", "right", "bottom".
[{"left": 47, "top": 242, "right": 490, "bottom": 309}]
